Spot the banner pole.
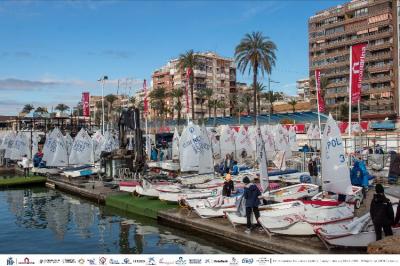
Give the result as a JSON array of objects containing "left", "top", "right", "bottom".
[
  {"left": 348, "top": 45, "right": 353, "bottom": 141},
  {"left": 314, "top": 69, "right": 322, "bottom": 139}
]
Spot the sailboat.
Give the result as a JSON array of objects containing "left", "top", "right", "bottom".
[
  {"left": 235, "top": 125, "right": 252, "bottom": 162},
  {"left": 258, "top": 115, "right": 357, "bottom": 236},
  {"left": 316, "top": 203, "right": 400, "bottom": 247}
]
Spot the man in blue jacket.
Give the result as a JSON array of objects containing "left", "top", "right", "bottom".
[{"left": 243, "top": 176, "right": 261, "bottom": 233}]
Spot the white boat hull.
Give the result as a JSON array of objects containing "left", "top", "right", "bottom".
[
  {"left": 263, "top": 183, "right": 319, "bottom": 202},
  {"left": 135, "top": 185, "right": 160, "bottom": 197},
  {"left": 120, "top": 186, "right": 136, "bottom": 193}
]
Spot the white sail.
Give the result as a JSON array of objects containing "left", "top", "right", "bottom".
[
  {"left": 42, "top": 128, "right": 61, "bottom": 163},
  {"left": 198, "top": 126, "right": 214, "bottom": 174},
  {"left": 281, "top": 125, "right": 292, "bottom": 159},
  {"left": 69, "top": 128, "right": 94, "bottom": 165},
  {"left": 10, "top": 132, "right": 30, "bottom": 160},
  {"left": 101, "top": 131, "right": 118, "bottom": 153},
  {"left": 3, "top": 131, "right": 16, "bottom": 159},
  {"left": 321, "top": 114, "right": 353, "bottom": 195},
  {"left": 307, "top": 124, "right": 314, "bottom": 139},
  {"left": 92, "top": 130, "right": 104, "bottom": 162},
  {"left": 179, "top": 124, "right": 201, "bottom": 172},
  {"left": 256, "top": 126, "right": 268, "bottom": 192},
  {"left": 207, "top": 127, "right": 221, "bottom": 160},
  {"left": 47, "top": 129, "right": 68, "bottom": 167},
  {"left": 127, "top": 137, "right": 133, "bottom": 151},
  {"left": 64, "top": 133, "right": 74, "bottom": 155},
  {"left": 288, "top": 126, "right": 298, "bottom": 151},
  {"left": 247, "top": 126, "right": 257, "bottom": 157},
  {"left": 31, "top": 132, "right": 39, "bottom": 159},
  {"left": 219, "top": 125, "right": 236, "bottom": 159},
  {"left": 261, "top": 125, "right": 275, "bottom": 158},
  {"left": 235, "top": 125, "right": 252, "bottom": 161},
  {"left": 172, "top": 128, "right": 180, "bottom": 161}
]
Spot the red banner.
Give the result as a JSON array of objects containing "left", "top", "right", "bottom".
[
  {"left": 82, "top": 92, "right": 90, "bottom": 117},
  {"left": 337, "top": 121, "right": 370, "bottom": 134},
  {"left": 185, "top": 68, "right": 192, "bottom": 114},
  {"left": 143, "top": 79, "right": 148, "bottom": 116},
  {"left": 314, "top": 69, "right": 325, "bottom": 112},
  {"left": 282, "top": 124, "right": 306, "bottom": 133},
  {"left": 350, "top": 43, "right": 367, "bottom": 104}
]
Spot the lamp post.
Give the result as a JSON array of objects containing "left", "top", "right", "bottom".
[
  {"left": 98, "top": 75, "right": 108, "bottom": 134},
  {"left": 268, "top": 76, "right": 280, "bottom": 124}
]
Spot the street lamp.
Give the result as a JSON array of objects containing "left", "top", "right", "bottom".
[
  {"left": 268, "top": 76, "right": 280, "bottom": 124},
  {"left": 98, "top": 75, "right": 108, "bottom": 134}
]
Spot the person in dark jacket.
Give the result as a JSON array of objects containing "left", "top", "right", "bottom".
[
  {"left": 222, "top": 173, "right": 235, "bottom": 197},
  {"left": 242, "top": 176, "right": 261, "bottom": 233},
  {"left": 308, "top": 156, "right": 318, "bottom": 184},
  {"left": 394, "top": 200, "right": 400, "bottom": 226},
  {"left": 370, "top": 184, "right": 394, "bottom": 241}
]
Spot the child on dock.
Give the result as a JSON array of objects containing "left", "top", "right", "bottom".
[
  {"left": 242, "top": 176, "right": 261, "bottom": 234},
  {"left": 22, "top": 155, "right": 29, "bottom": 177}
]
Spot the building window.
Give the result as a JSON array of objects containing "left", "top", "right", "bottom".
[{"left": 354, "top": 7, "right": 368, "bottom": 18}]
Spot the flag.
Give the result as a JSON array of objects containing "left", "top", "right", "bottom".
[
  {"left": 314, "top": 69, "right": 325, "bottom": 112},
  {"left": 143, "top": 79, "right": 148, "bottom": 116},
  {"left": 185, "top": 68, "right": 192, "bottom": 114},
  {"left": 350, "top": 43, "right": 367, "bottom": 104},
  {"left": 82, "top": 92, "right": 90, "bottom": 117}
]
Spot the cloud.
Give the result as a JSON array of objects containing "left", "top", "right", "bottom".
[
  {"left": 0, "top": 51, "right": 33, "bottom": 59},
  {"left": 0, "top": 78, "right": 97, "bottom": 91},
  {"left": 88, "top": 49, "right": 133, "bottom": 59}
]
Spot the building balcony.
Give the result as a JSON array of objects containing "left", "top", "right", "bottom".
[
  {"left": 368, "top": 41, "right": 393, "bottom": 51},
  {"left": 362, "top": 86, "right": 392, "bottom": 95},
  {"left": 367, "top": 64, "right": 393, "bottom": 74},
  {"left": 365, "top": 75, "right": 392, "bottom": 84}
]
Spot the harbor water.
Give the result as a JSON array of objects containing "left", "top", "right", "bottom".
[{"left": 0, "top": 187, "right": 235, "bottom": 254}]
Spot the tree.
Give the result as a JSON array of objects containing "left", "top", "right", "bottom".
[
  {"left": 129, "top": 96, "right": 136, "bottom": 108},
  {"left": 34, "top": 106, "right": 48, "bottom": 117},
  {"left": 170, "top": 88, "right": 184, "bottom": 126},
  {"left": 235, "top": 31, "right": 277, "bottom": 124},
  {"left": 264, "top": 91, "right": 282, "bottom": 115},
  {"left": 177, "top": 50, "right": 198, "bottom": 120},
  {"left": 209, "top": 99, "right": 220, "bottom": 126},
  {"left": 288, "top": 99, "right": 297, "bottom": 113},
  {"left": 105, "top": 94, "right": 118, "bottom": 125},
  {"left": 218, "top": 100, "right": 227, "bottom": 117},
  {"left": 203, "top": 88, "right": 214, "bottom": 118},
  {"left": 229, "top": 93, "right": 238, "bottom": 117},
  {"left": 55, "top": 103, "right": 70, "bottom": 113},
  {"left": 252, "top": 82, "right": 266, "bottom": 114},
  {"left": 149, "top": 87, "right": 167, "bottom": 123},
  {"left": 241, "top": 93, "right": 252, "bottom": 115},
  {"left": 22, "top": 104, "right": 34, "bottom": 114},
  {"left": 196, "top": 89, "right": 207, "bottom": 120}
]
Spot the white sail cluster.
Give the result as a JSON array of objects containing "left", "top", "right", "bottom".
[{"left": 0, "top": 128, "right": 119, "bottom": 167}]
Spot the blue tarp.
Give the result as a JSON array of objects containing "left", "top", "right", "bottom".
[{"left": 351, "top": 159, "right": 374, "bottom": 187}]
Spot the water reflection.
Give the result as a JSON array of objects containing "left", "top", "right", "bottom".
[{"left": 0, "top": 188, "right": 231, "bottom": 254}]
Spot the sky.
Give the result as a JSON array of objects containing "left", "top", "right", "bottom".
[{"left": 0, "top": 0, "right": 345, "bottom": 115}]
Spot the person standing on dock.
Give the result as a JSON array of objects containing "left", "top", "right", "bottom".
[
  {"left": 242, "top": 176, "right": 261, "bottom": 234},
  {"left": 370, "top": 184, "right": 394, "bottom": 241},
  {"left": 21, "top": 155, "right": 29, "bottom": 177}
]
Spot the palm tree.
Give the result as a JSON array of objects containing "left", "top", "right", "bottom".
[
  {"left": 339, "top": 103, "right": 349, "bottom": 121},
  {"left": 264, "top": 91, "right": 282, "bottom": 115},
  {"left": 22, "top": 104, "right": 34, "bottom": 114},
  {"left": 218, "top": 100, "right": 227, "bottom": 117},
  {"left": 177, "top": 50, "right": 198, "bottom": 120},
  {"left": 196, "top": 89, "right": 207, "bottom": 120},
  {"left": 55, "top": 103, "right": 70, "bottom": 114},
  {"left": 35, "top": 106, "right": 48, "bottom": 117},
  {"left": 241, "top": 93, "right": 252, "bottom": 115},
  {"left": 209, "top": 99, "right": 220, "bottom": 126},
  {"left": 105, "top": 94, "right": 118, "bottom": 125},
  {"left": 170, "top": 88, "right": 184, "bottom": 126},
  {"left": 203, "top": 88, "right": 213, "bottom": 118},
  {"left": 235, "top": 31, "right": 277, "bottom": 124},
  {"left": 129, "top": 96, "right": 136, "bottom": 108},
  {"left": 229, "top": 93, "right": 238, "bottom": 117},
  {"left": 288, "top": 99, "right": 297, "bottom": 113},
  {"left": 149, "top": 87, "right": 167, "bottom": 124},
  {"left": 253, "top": 82, "right": 266, "bottom": 114}
]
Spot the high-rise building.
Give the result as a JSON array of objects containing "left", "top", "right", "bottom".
[
  {"left": 309, "top": 0, "right": 398, "bottom": 120},
  {"left": 296, "top": 78, "right": 311, "bottom": 100},
  {"left": 151, "top": 52, "right": 236, "bottom": 119}
]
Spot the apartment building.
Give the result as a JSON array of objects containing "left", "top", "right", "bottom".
[
  {"left": 296, "top": 78, "right": 311, "bottom": 101},
  {"left": 151, "top": 52, "right": 236, "bottom": 119},
  {"left": 309, "top": 0, "right": 399, "bottom": 120}
]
